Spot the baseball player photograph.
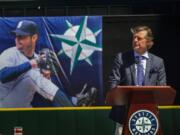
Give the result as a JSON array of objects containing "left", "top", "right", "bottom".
[{"left": 0, "top": 20, "right": 97, "bottom": 108}]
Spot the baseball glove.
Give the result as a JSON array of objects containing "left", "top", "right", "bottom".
[{"left": 37, "top": 48, "right": 59, "bottom": 74}]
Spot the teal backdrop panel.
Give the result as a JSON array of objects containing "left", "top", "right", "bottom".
[
  {"left": 0, "top": 107, "right": 180, "bottom": 135},
  {"left": 0, "top": 107, "right": 115, "bottom": 135},
  {"left": 159, "top": 108, "right": 180, "bottom": 135}
]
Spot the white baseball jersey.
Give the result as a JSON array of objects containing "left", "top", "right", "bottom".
[{"left": 0, "top": 47, "right": 59, "bottom": 108}]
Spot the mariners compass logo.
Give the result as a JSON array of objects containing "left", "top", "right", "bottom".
[
  {"left": 129, "top": 110, "right": 159, "bottom": 135},
  {"left": 50, "top": 16, "right": 102, "bottom": 74}
]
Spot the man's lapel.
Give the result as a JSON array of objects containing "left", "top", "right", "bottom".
[
  {"left": 144, "top": 54, "right": 152, "bottom": 85},
  {"left": 130, "top": 63, "right": 136, "bottom": 85},
  {"left": 128, "top": 51, "right": 136, "bottom": 85}
]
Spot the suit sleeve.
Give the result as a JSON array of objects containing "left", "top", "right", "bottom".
[
  {"left": 157, "top": 59, "right": 167, "bottom": 85},
  {"left": 108, "top": 54, "right": 122, "bottom": 89}
]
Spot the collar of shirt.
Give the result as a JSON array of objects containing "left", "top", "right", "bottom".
[{"left": 134, "top": 51, "right": 149, "bottom": 60}]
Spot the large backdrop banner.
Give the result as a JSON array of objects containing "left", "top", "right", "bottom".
[{"left": 0, "top": 16, "right": 103, "bottom": 107}]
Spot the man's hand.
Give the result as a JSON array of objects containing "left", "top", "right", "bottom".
[
  {"left": 29, "top": 54, "right": 46, "bottom": 69},
  {"left": 30, "top": 59, "right": 38, "bottom": 68},
  {"left": 30, "top": 48, "right": 59, "bottom": 75},
  {"left": 30, "top": 56, "right": 52, "bottom": 79},
  {"left": 41, "top": 69, "right": 51, "bottom": 79}
]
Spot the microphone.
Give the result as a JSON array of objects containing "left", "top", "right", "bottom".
[
  {"left": 135, "top": 59, "right": 140, "bottom": 64},
  {"left": 135, "top": 56, "right": 140, "bottom": 64}
]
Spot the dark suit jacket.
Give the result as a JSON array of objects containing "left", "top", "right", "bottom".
[{"left": 108, "top": 50, "right": 166, "bottom": 123}]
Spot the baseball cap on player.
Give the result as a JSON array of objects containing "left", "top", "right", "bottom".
[{"left": 12, "top": 20, "right": 38, "bottom": 36}]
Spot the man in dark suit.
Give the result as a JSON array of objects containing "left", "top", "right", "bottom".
[{"left": 108, "top": 26, "right": 166, "bottom": 135}]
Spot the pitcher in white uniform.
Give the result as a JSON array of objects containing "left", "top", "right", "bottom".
[{"left": 0, "top": 20, "right": 96, "bottom": 108}]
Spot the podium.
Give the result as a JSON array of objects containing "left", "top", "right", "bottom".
[{"left": 106, "top": 86, "right": 176, "bottom": 135}]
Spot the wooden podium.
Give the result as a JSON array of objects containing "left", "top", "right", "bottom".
[{"left": 106, "top": 86, "right": 176, "bottom": 135}]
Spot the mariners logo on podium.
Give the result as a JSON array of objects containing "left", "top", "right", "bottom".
[{"left": 129, "top": 110, "right": 158, "bottom": 135}]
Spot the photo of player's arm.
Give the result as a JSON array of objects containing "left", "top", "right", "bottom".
[{"left": 0, "top": 20, "right": 97, "bottom": 108}]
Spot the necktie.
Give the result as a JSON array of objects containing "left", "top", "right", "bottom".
[{"left": 136, "top": 56, "right": 145, "bottom": 86}]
